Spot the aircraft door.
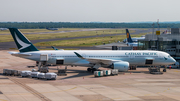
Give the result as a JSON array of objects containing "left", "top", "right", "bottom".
[
  {"left": 145, "top": 59, "right": 153, "bottom": 65},
  {"left": 56, "top": 59, "right": 64, "bottom": 65}
]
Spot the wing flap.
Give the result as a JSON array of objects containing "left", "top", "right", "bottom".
[{"left": 74, "top": 52, "right": 121, "bottom": 65}]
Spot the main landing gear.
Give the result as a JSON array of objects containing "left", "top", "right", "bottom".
[
  {"left": 87, "top": 64, "right": 101, "bottom": 73},
  {"left": 87, "top": 68, "right": 97, "bottom": 73}
]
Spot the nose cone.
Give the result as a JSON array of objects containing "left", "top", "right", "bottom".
[{"left": 171, "top": 57, "right": 176, "bottom": 64}]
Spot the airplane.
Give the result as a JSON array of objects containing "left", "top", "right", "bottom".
[
  {"left": 125, "top": 29, "right": 145, "bottom": 47},
  {"left": 123, "top": 29, "right": 145, "bottom": 46},
  {"left": 123, "top": 36, "right": 145, "bottom": 43},
  {"left": 8, "top": 28, "right": 176, "bottom": 73},
  {"left": 46, "top": 28, "right": 58, "bottom": 30},
  {"left": 0, "top": 28, "right": 8, "bottom": 31}
]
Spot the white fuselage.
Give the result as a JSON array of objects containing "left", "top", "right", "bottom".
[{"left": 14, "top": 50, "right": 176, "bottom": 67}]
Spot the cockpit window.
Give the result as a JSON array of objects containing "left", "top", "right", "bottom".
[{"left": 168, "top": 55, "right": 171, "bottom": 58}]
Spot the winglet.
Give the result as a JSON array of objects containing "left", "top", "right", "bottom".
[{"left": 74, "top": 52, "right": 85, "bottom": 59}]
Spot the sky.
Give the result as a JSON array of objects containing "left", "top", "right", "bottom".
[{"left": 0, "top": 0, "right": 180, "bottom": 22}]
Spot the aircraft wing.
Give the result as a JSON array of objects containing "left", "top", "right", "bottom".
[
  {"left": 8, "top": 51, "right": 32, "bottom": 56},
  {"left": 74, "top": 52, "right": 121, "bottom": 65}
]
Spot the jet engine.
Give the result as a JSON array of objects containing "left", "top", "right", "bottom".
[{"left": 112, "top": 61, "right": 129, "bottom": 72}]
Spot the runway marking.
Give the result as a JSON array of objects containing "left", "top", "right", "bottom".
[
  {"left": 8, "top": 77, "right": 49, "bottom": 101},
  {"left": 112, "top": 97, "right": 121, "bottom": 100},
  {"left": 28, "top": 84, "right": 81, "bottom": 101},
  {"left": 63, "top": 87, "right": 77, "bottom": 91},
  {"left": 134, "top": 79, "right": 180, "bottom": 81},
  {"left": 0, "top": 86, "right": 77, "bottom": 96}
]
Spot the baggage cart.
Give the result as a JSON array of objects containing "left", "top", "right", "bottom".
[
  {"left": 94, "top": 71, "right": 103, "bottom": 77},
  {"left": 103, "top": 70, "right": 111, "bottom": 76},
  {"left": 45, "top": 73, "right": 57, "bottom": 80},
  {"left": 13, "top": 70, "right": 21, "bottom": 76},
  {"left": 111, "top": 69, "right": 118, "bottom": 75},
  {"left": 31, "top": 72, "right": 40, "bottom": 78},
  {"left": 6, "top": 69, "right": 13, "bottom": 76},
  {"left": 21, "top": 71, "right": 31, "bottom": 77},
  {"left": 37, "top": 73, "right": 45, "bottom": 79},
  {"left": 3, "top": 69, "right": 8, "bottom": 75}
]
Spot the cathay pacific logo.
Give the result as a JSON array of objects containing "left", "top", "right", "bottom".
[{"left": 14, "top": 32, "right": 31, "bottom": 50}]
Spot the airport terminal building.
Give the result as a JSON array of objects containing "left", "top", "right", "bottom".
[{"left": 138, "top": 28, "right": 180, "bottom": 62}]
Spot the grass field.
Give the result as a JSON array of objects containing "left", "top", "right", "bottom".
[
  {"left": 34, "top": 33, "right": 147, "bottom": 47},
  {"left": 0, "top": 28, "right": 130, "bottom": 42},
  {"left": 0, "top": 28, "right": 85, "bottom": 34},
  {"left": 0, "top": 28, "right": 151, "bottom": 49}
]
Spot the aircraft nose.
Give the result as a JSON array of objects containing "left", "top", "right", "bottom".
[{"left": 171, "top": 57, "right": 176, "bottom": 63}]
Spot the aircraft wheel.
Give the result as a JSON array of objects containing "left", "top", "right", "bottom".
[{"left": 87, "top": 68, "right": 91, "bottom": 72}]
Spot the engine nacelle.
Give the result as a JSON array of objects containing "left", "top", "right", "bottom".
[{"left": 112, "top": 61, "right": 129, "bottom": 72}]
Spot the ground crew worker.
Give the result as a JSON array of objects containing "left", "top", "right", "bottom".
[{"left": 169, "top": 65, "right": 171, "bottom": 70}]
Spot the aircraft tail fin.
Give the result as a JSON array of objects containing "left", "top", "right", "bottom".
[
  {"left": 8, "top": 28, "right": 39, "bottom": 52},
  {"left": 126, "top": 29, "right": 133, "bottom": 43},
  {"left": 51, "top": 46, "right": 58, "bottom": 50}
]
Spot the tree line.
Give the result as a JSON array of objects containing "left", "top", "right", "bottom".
[{"left": 0, "top": 22, "right": 180, "bottom": 29}]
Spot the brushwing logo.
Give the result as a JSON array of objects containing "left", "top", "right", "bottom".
[{"left": 14, "top": 32, "right": 31, "bottom": 50}]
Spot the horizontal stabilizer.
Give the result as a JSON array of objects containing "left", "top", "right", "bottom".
[{"left": 8, "top": 51, "right": 31, "bottom": 56}]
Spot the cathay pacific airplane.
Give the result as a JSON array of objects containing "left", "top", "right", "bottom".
[{"left": 8, "top": 28, "right": 176, "bottom": 73}]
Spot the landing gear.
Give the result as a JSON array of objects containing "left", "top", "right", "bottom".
[
  {"left": 91, "top": 68, "right": 97, "bottom": 73},
  {"left": 87, "top": 68, "right": 91, "bottom": 72},
  {"left": 163, "top": 69, "right": 166, "bottom": 72},
  {"left": 87, "top": 64, "right": 101, "bottom": 73},
  {"left": 87, "top": 68, "right": 97, "bottom": 73}
]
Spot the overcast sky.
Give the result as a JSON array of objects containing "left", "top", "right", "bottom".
[{"left": 0, "top": 0, "right": 180, "bottom": 22}]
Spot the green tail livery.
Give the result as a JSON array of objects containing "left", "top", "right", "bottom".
[{"left": 9, "top": 28, "right": 38, "bottom": 52}]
